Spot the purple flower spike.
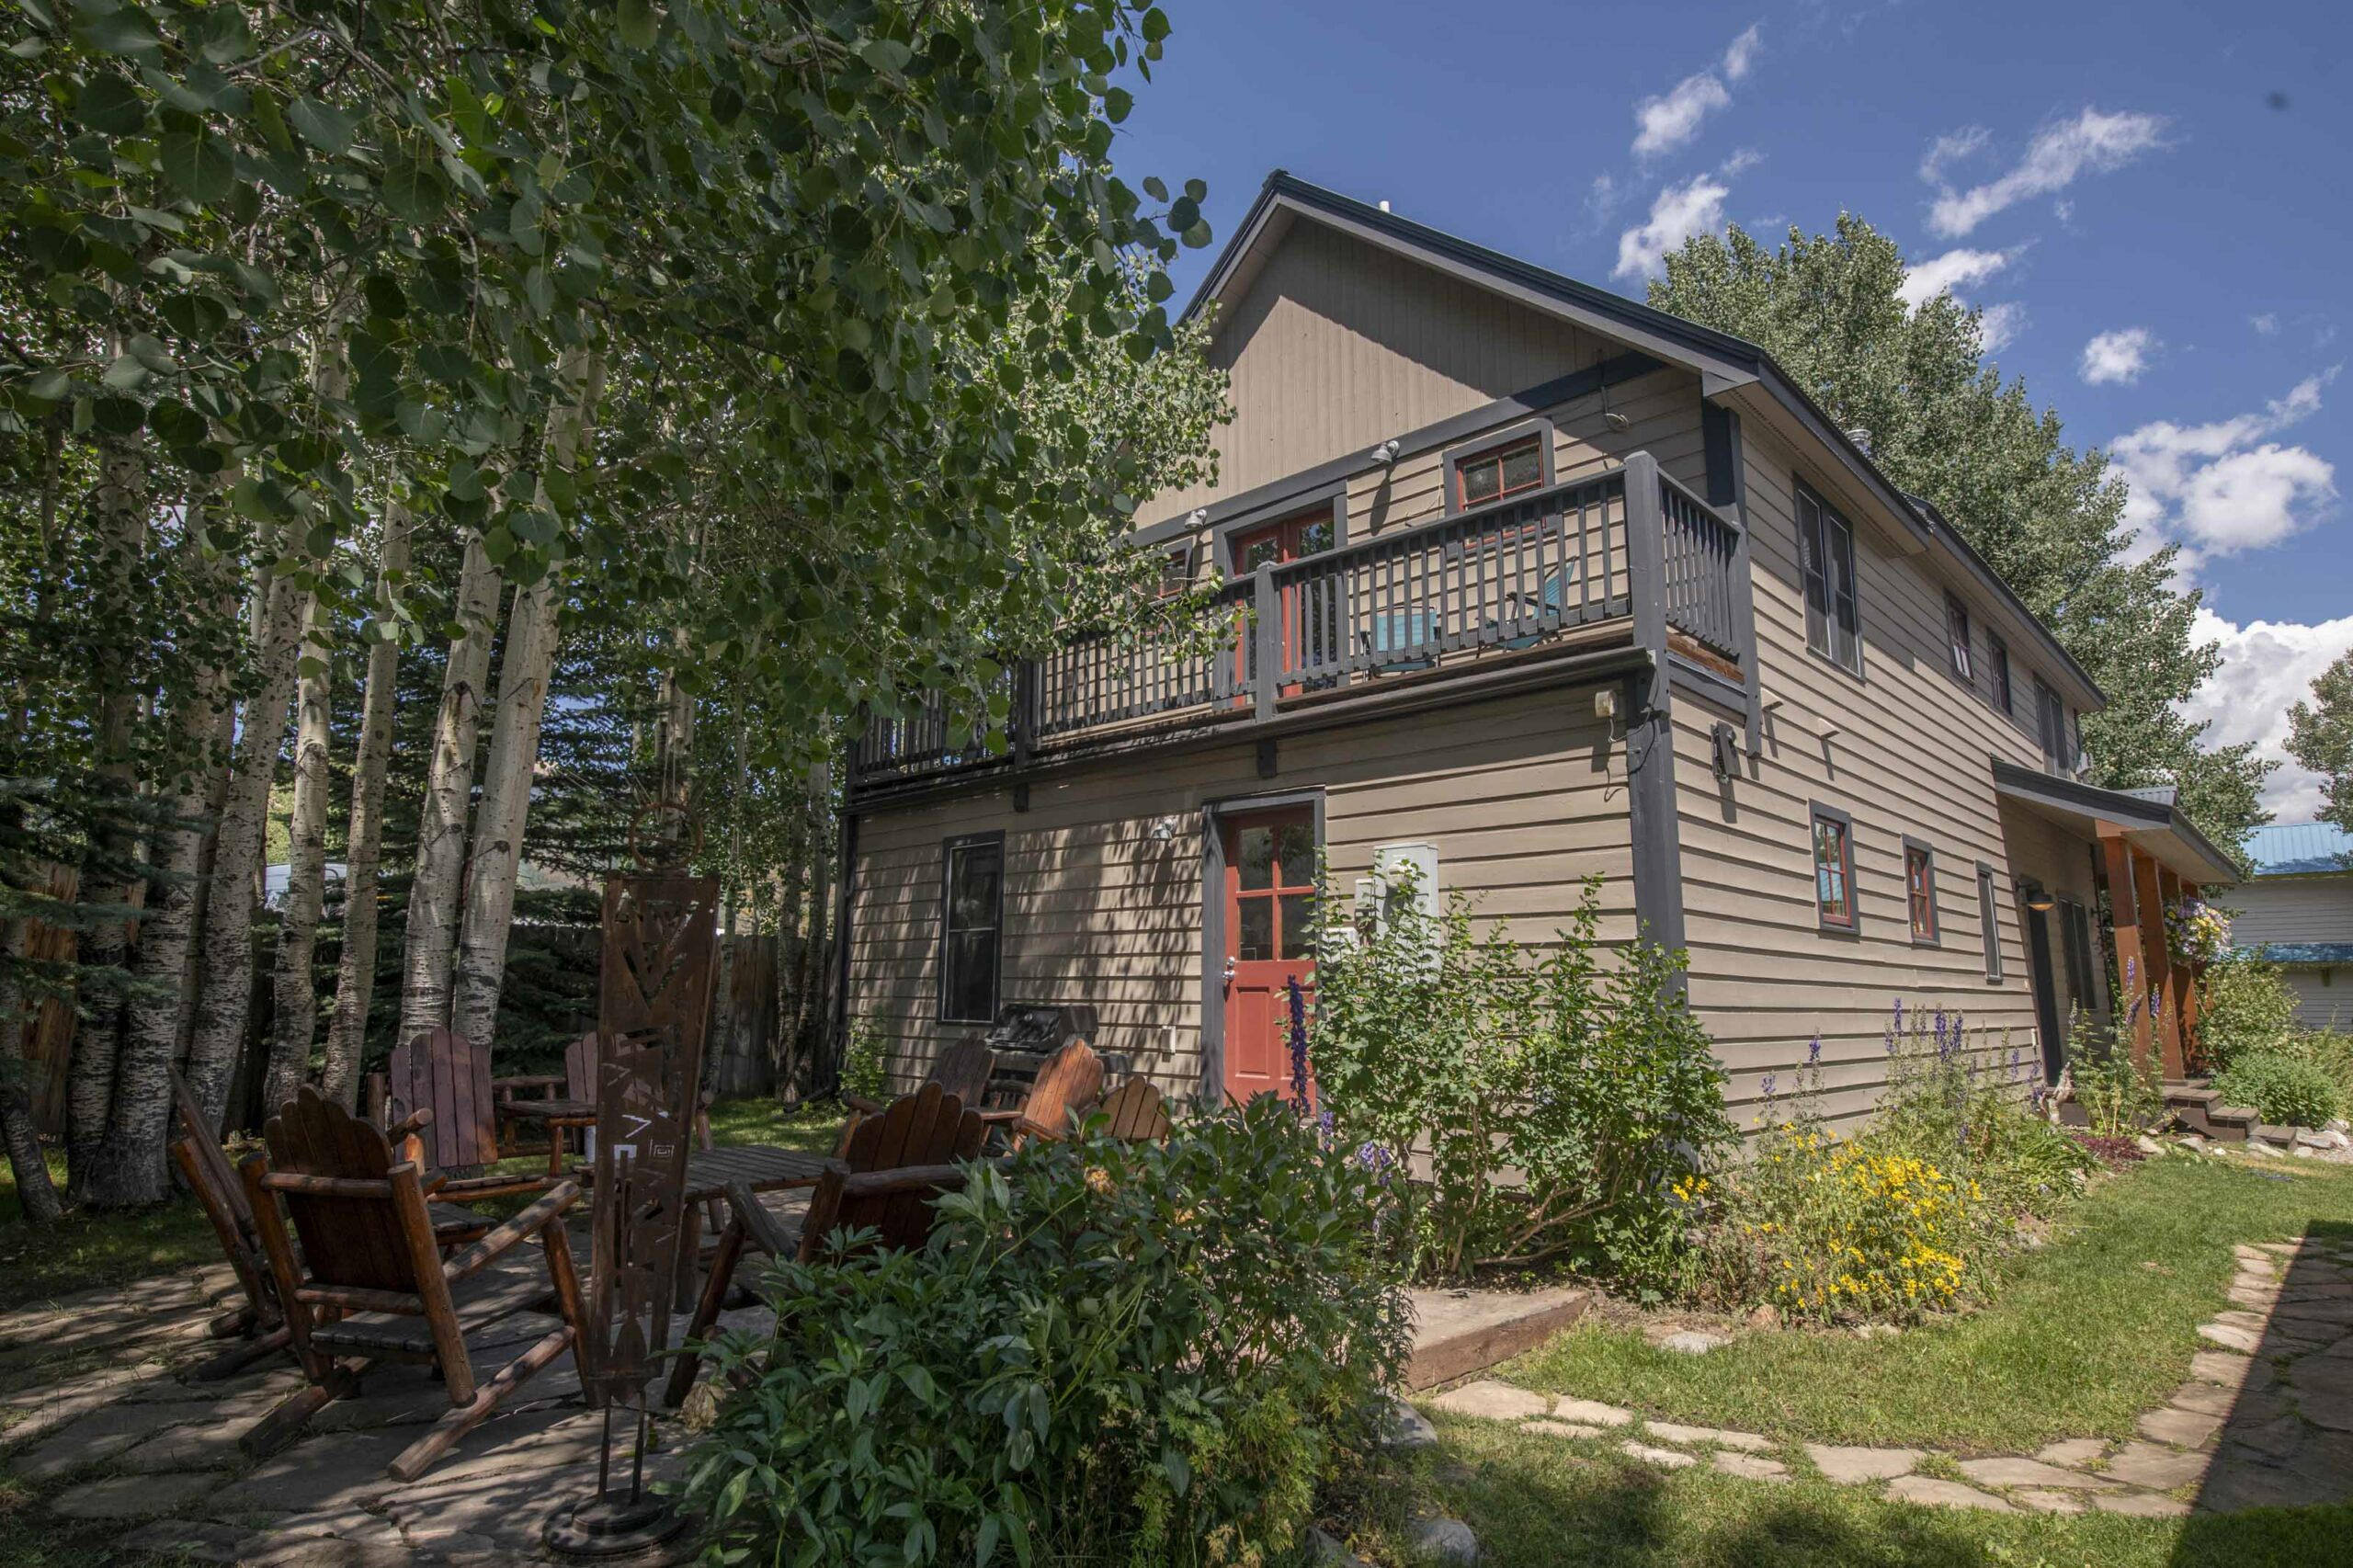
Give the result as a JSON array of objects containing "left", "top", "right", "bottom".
[{"left": 1808, "top": 1033, "right": 1823, "bottom": 1065}]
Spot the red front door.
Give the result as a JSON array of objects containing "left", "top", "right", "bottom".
[
  {"left": 1229, "top": 510, "right": 1336, "bottom": 702},
  {"left": 1221, "top": 806, "right": 1317, "bottom": 1103}
]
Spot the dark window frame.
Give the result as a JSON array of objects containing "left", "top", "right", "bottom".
[
  {"left": 1944, "top": 592, "right": 1973, "bottom": 684},
  {"left": 1904, "top": 836, "right": 1940, "bottom": 945},
  {"left": 1442, "top": 416, "right": 1557, "bottom": 517},
  {"left": 2035, "top": 677, "right": 2073, "bottom": 774},
  {"left": 1989, "top": 636, "right": 2013, "bottom": 714},
  {"left": 1795, "top": 479, "right": 1863, "bottom": 677},
  {"left": 1976, "top": 861, "right": 2004, "bottom": 983},
  {"left": 1211, "top": 484, "right": 1348, "bottom": 576},
  {"left": 1157, "top": 540, "right": 1198, "bottom": 599},
  {"left": 2059, "top": 896, "right": 2098, "bottom": 1021},
  {"left": 1811, "top": 801, "right": 1859, "bottom": 937},
  {"left": 936, "top": 830, "right": 1006, "bottom": 1025}
]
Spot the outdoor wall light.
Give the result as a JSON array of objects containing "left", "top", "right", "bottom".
[
  {"left": 1369, "top": 437, "right": 1400, "bottom": 465},
  {"left": 2020, "top": 881, "right": 2057, "bottom": 913},
  {"left": 1148, "top": 816, "right": 1178, "bottom": 844}
]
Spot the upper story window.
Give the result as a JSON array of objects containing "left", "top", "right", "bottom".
[
  {"left": 1944, "top": 592, "right": 1973, "bottom": 683},
  {"left": 1158, "top": 541, "right": 1197, "bottom": 598},
  {"left": 1904, "top": 841, "right": 1938, "bottom": 943},
  {"left": 1976, "top": 863, "right": 2004, "bottom": 982},
  {"left": 2035, "top": 677, "right": 2073, "bottom": 775},
  {"left": 1455, "top": 435, "right": 1544, "bottom": 510},
  {"left": 1795, "top": 482, "right": 1861, "bottom": 675},
  {"left": 1989, "top": 636, "right": 2013, "bottom": 714},
  {"left": 1812, "top": 804, "right": 1858, "bottom": 933},
  {"left": 1230, "top": 508, "right": 1335, "bottom": 574},
  {"left": 938, "top": 833, "right": 1005, "bottom": 1025}
]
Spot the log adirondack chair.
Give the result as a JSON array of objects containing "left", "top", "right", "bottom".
[
  {"left": 368, "top": 1028, "right": 552, "bottom": 1201},
  {"left": 506, "top": 1031, "right": 721, "bottom": 1178},
  {"left": 665, "top": 1083, "right": 986, "bottom": 1406},
  {"left": 832, "top": 1036, "right": 995, "bottom": 1159},
  {"left": 994, "top": 1038, "right": 1106, "bottom": 1148},
  {"left": 238, "top": 1088, "right": 586, "bottom": 1483},
  {"left": 170, "top": 1067, "right": 493, "bottom": 1381},
  {"left": 1095, "top": 1077, "right": 1173, "bottom": 1142}
]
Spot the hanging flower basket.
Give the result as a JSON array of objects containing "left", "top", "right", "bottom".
[{"left": 2165, "top": 896, "right": 2230, "bottom": 968}]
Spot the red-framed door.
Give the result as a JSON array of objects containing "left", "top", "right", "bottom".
[
  {"left": 1220, "top": 805, "right": 1317, "bottom": 1104},
  {"left": 1229, "top": 510, "right": 1336, "bottom": 703}
]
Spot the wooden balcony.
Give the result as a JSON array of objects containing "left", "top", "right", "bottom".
[{"left": 848, "top": 452, "right": 1745, "bottom": 799}]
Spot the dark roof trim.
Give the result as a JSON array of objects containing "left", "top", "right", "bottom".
[
  {"left": 1182, "top": 172, "right": 2104, "bottom": 711},
  {"left": 1130, "top": 351, "right": 1662, "bottom": 547},
  {"left": 2247, "top": 942, "right": 2353, "bottom": 967},
  {"left": 1992, "top": 760, "right": 2241, "bottom": 885}
]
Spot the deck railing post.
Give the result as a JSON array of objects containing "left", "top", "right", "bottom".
[
  {"left": 1253, "top": 564, "right": 1279, "bottom": 722},
  {"left": 1012, "top": 659, "right": 1037, "bottom": 771},
  {"left": 1623, "top": 451, "right": 1668, "bottom": 707}
]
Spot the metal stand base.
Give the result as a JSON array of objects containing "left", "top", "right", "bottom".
[{"left": 545, "top": 1494, "right": 689, "bottom": 1559}]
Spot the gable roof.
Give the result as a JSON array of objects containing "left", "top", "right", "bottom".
[
  {"left": 2244, "top": 822, "right": 2353, "bottom": 877},
  {"left": 1183, "top": 171, "right": 2105, "bottom": 711}
]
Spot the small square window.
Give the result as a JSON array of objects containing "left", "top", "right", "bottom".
[
  {"left": 1945, "top": 593, "right": 1972, "bottom": 683},
  {"left": 1904, "top": 842, "right": 1938, "bottom": 943},
  {"left": 1456, "top": 436, "right": 1545, "bottom": 509},
  {"left": 1812, "top": 807, "right": 1857, "bottom": 932}
]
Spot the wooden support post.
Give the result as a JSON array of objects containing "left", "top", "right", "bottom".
[
  {"left": 1252, "top": 565, "right": 1279, "bottom": 722},
  {"left": 2099, "top": 832, "right": 2155, "bottom": 1073},
  {"left": 2164, "top": 872, "right": 2200, "bottom": 1067},
  {"left": 2134, "top": 850, "right": 2182, "bottom": 1078}
]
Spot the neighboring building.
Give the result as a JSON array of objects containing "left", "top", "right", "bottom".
[
  {"left": 835, "top": 173, "right": 2237, "bottom": 1124},
  {"left": 2233, "top": 823, "right": 2353, "bottom": 1030}
]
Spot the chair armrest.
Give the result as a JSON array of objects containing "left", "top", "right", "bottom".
[
  {"left": 843, "top": 1096, "right": 885, "bottom": 1116},
  {"left": 432, "top": 1172, "right": 553, "bottom": 1203},
  {"left": 973, "top": 1108, "right": 1025, "bottom": 1126},
  {"left": 442, "top": 1181, "right": 582, "bottom": 1284},
  {"left": 722, "top": 1181, "right": 801, "bottom": 1260},
  {"left": 386, "top": 1107, "right": 437, "bottom": 1142}
]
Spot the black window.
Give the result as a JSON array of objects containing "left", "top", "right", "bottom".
[
  {"left": 2036, "top": 679, "right": 2072, "bottom": 774},
  {"left": 1944, "top": 592, "right": 1972, "bottom": 683},
  {"left": 2061, "top": 898, "right": 2098, "bottom": 1017},
  {"left": 1989, "top": 637, "right": 2012, "bottom": 714},
  {"left": 1976, "top": 863, "right": 2003, "bottom": 982},
  {"left": 1796, "top": 483, "right": 1861, "bottom": 674},
  {"left": 1904, "top": 840, "right": 1938, "bottom": 944},
  {"left": 1812, "top": 804, "right": 1858, "bottom": 933},
  {"left": 938, "top": 834, "right": 1004, "bottom": 1024}
]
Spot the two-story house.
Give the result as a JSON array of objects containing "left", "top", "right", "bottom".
[{"left": 835, "top": 173, "right": 2237, "bottom": 1126}]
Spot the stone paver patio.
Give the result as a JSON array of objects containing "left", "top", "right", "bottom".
[{"left": 1421, "top": 1233, "right": 2353, "bottom": 1518}]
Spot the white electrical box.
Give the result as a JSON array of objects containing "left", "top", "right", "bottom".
[{"left": 1371, "top": 841, "right": 1439, "bottom": 920}]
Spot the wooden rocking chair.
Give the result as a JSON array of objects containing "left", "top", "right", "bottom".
[
  {"left": 665, "top": 1083, "right": 986, "bottom": 1406},
  {"left": 368, "top": 1028, "right": 554, "bottom": 1201},
  {"left": 238, "top": 1088, "right": 586, "bottom": 1482},
  {"left": 1094, "top": 1077, "right": 1173, "bottom": 1142}
]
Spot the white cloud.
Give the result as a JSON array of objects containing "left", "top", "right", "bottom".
[
  {"left": 2180, "top": 607, "right": 2353, "bottom": 818},
  {"left": 2081, "top": 326, "right": 2156, "bottom": 385},
  {"left": 2251, "top": 312, "right": 2279, "bottom": 336},
  {"left": 1918, "top": 127, "right": 1989, "bottom": 186},
  {"left": 1976, "top": 302, "right": 2027, "bottom": 354},
  {"left": 1898, "top": 246, "right": 2013, "bottom": 308},
  {"left": 1717, "top": 146, "right": 1764, "bottom": 178},
  {"left": 1926, "top": 108, "right": 2167, "bottom": 238},
  {"left": 1614, "top": 175, "right": 1731, "bottom": 280},
  {"left": 2111, "top": 371, "right": 2341, "bottom": 560},
  {"left": 1631, "top": 24, "right": 1764, "bottom": 158}
]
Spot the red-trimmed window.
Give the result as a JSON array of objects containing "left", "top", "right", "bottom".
[
  {"left": 1813, "top": 808, "right": 1856, "bottom": 931},
  {"left": 1456, "top": 436, "right": 1544, "bottom": 509},
  {"left": 1905, "top": 843, "right": 1938, "bottom": 942}
]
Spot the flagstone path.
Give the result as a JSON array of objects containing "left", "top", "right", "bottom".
[{"left": 1418, "top": 1237, "right": 2353, "bottom": 1518}]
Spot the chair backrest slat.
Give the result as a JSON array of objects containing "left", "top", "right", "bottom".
[
  {"left": 564, "top": 1032, "right": 600, "bottom": 1100},
  {"left": 835, "top": 1085, "right": 987, "bottom": 1250},
  {"left": 267, "top": 1089, "right": 415, "bottom": 1294},
  {"left": 1018, "top": 1040, "right": 1105, "bottom": 1142},
  {"left": 928, "top": 1039, "right": 995, "bottom": 1104},
  {"left": 386, "top": 1028, "right": 501, "bottom": 1170}
]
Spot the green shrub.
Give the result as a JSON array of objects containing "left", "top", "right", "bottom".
[
  {"left": 2280, "top": 1029, "right": 2353, "bottom": 1111},
  {"left": 840, "top": 1014, "right": 892, "bottom": 1102},
  {"left": 1308, "top": 873, "right": 1733, "bottom": 1292},
  {"left": 681, "top": 1096, "right": 1410, "bottom": 1568},
  {"left": 1866, "top": 1002, "right": 2097, "bottom": 1219},
  {"left": 2215, "top": 1049, "right": 2341, "bottom": 1129},
  {"left": 2197, "top": 950, "right": 2301, "bottom": 1066},
  {"left": 2065, "top": 1008, "right": 2165, "bottom": 1137}
]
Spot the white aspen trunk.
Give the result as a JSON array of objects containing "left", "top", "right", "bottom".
[
  {"left": 63, "top": 422, "right": 150, "bottom": 1194},
  {"left": 394, "top": 528, "right": 502, "bottom": 1047},
  {"left": 321, "top": 498, "right": 413, "bottom": 1108},
  {"left": 182, "top": 566, "right": 308, "bottom": 1131},
  {"left": 86, "top": 485, "right": 239, "bottom": 1206},
  {"left": 261, "top": 594, "right": 334, "bottom": 1110},
  {"left": 448, "top": 353, "right": 602, "bottom": 1052}
]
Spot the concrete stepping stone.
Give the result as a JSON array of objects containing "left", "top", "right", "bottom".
[
  {"left": 2137, "top": 1407, "right": 2222, "bottom": 1448},
  {"left": 2034, "top": 1437, "right": 2108, "bottom": 1469},
  {"left": 2190, "top": 1350, "right": 2268, "bottom": 1390},
  {"left": 1620, "top": 1439, "right": 1698, "bottom": 1470},
  {"left": 51, "top": 1471, "right": 221, "bottom": 1521},
  {"left": 2198, "top": 1322, "right": 2263, "bottom": 1352},
  {"left": 2014, "top": 1489, "right": 2086, "bottom": 1514},
  {"left": 1885, "top": 1475, "right": 2016, "bottom": 1512},
  {"left": 1712, "top": 1450, "right": 1789, "bottom": 1482},
  {"left": 1954, "top": 1457, "right": 2120, "bottom": 1491},
  {"left": 2093, "top": 1491, "right": 2192, "bottom": 1517},
  {"left": 1646, "top": 1421, "right": 1769, "bottom": 1451},
  {"left": 1527, "top": 1419, "right": 1609, "bottom": 1440},
  {"left": 1551, "top": 1397, "right": 1635, "bottom": 1427},
  {"left": 115, "top": 1518, "right": 254, "bottom": 1564},
  {"left": 9, "top": 1424, "right": 147, "bottom": 1482},
  {"left": 1425, "top": 1381, "right": 1550, "bottom": 1421},
  {"left": 1805, "top": 1444, "right": 1921, "bottom": 1483},
  {"left": 2166, "top": 1382, "right": 2238, "bottom": 1419},
  {"left": 2103, "top": 1439, "right": 2211, "bottom": 1490}
]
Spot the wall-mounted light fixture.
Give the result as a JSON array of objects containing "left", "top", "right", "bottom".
[
  {"left": 1369, "top": 437, "right": 1400, "bottom": 466},
  {"left": 1148, "top": 816, "right": 1178, "bottom": 844},
  {"left": 2019, "top": 880, "right": 2057, "bottom": 913}
]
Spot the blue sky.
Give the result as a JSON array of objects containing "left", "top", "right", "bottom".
[{"left": 1110, "top": 0, "right": 2350, "bottom": 816}]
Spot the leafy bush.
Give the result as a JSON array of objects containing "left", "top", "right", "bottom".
[
  {"left": 2215, "top": 1049, "right": 2341, "bottom": 1129},
  {"left": 2197, "top": 950, "right": 2301, "bottom": 1066},
  {"left": 1308, "top": 873, "right": 1733, "bottom": 1292},
  {"left": 1867, "top": 1002, "right": 2096, "bottom": 1220},
  {"left": 681, "top": 1096, "right": 1410, "bottom": 1567},
  {"left": 840, "top": 1014, "right": 892, "bottom": 1103},
  {"left": 2065, "top": 1009, "right": 2165, "bottom": 1138}
]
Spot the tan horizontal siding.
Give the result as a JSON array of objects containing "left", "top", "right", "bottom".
[
  {"left": 849, "top": 684, "right": 1635, "bottom": 1102},
  {"left": 2231, "top": 878, "right": 2353, "bottom": 947}
]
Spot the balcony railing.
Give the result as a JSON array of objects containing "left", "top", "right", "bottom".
[{"left": 850, "top": 451, "right": 1744, "bottom": 790}]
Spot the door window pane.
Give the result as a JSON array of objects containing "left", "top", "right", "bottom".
[
  {"left": 1275, "top": 822, "right": 1314, "bottom": 887},
  {"left": 1279, "top": 893, "right": 1315, "bottom": 960},
  {"left": 1237, "top": 825, "right": 1274, "bottom": 890},
  {"left": 1236, "top": 897, "right": 1274, "bottom": 960},
  {"left": 1296, "top": 518, "right": 1334, "bottom": 554},
  {"left": 1500, "top": 440, "right": 1543, "bottom": 493}
]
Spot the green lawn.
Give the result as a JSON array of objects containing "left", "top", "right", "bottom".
[{"left": 1500, "top": 1154, "right": 2353, "bottom": 1452}]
